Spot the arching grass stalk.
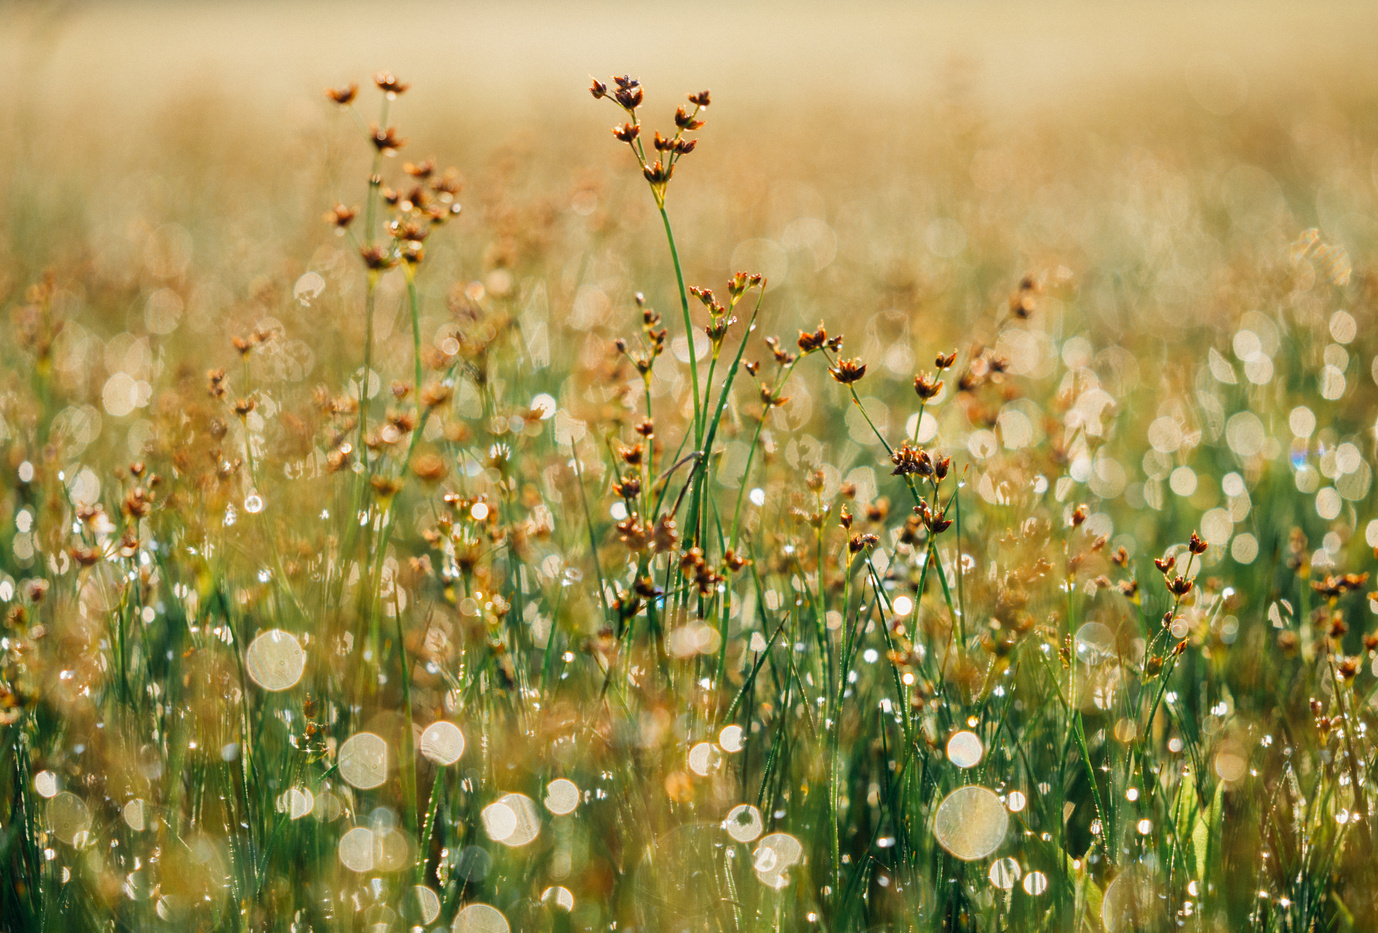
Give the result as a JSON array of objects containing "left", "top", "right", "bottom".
[{"left": 658, "top": 207, "right": 703, "bottom": 448}]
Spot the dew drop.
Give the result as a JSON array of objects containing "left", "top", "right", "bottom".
[
  {"left": 452, "top": 903, "right": 510, "bottom": 933},
  {"left": 946, "top": 731, "right": 984, "bottom": 769},
  {"left": 418, "top": 721, "right": 465, "bottom": 766},
  {"left": 245, "top": 629, "right": 305, "bottom": 692},
  {"left": 544, "top": 779, "right": 580, "bottom": 815},
  {"left": 933, "top": 786, "right": 1007, "bottom": 860},
  {"left": 338, "top": 732, "right": 389, "bottom": 790},
  {"left": 724, "top": 804, "right": 763, "bottom": 843}
]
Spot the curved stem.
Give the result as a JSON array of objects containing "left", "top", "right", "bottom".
[{"left": 658, "top": 207, "right": 702, "bottom": 447}]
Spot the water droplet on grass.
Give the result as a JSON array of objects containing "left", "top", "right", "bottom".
[
  {"left": 724, "top": 804, "right": 763, "bottom": 843},
  {"left": 544, "top": 779, "right": 580, "bottom": 815},
  {"left": 753, "top": 833, "right": 802, "bottom": 888},
  {"left": 482, "top": 793, "right": 540, "bottom": 846},
  {"left": 946, "top": 731, "right": 984, "bottom": 768},
  {"left": 933, "top": 786, "right": 1007, "bottom": 860},
  {"left": 245, "top": 629, "right": 305, "bottom": 691},
  {"left": 452, "top": 903, "right": 509, "bottom": 933},
  {"left": 413, "top": 885, "right": 441, "bottom": 924},
  {"left": 338, "top": 732, "right": 389, "bottom": 790},
  {"left": 33, "top": 770, "right": 59, "bottom": 798},
  {"left": 49, "top": 792, "right": 92, "bottom": 846},
  {"left": 419, "top": 721, "right": 465, "bottom": 765},
  {"left": 1102, "top": 868, "right": 1157, "bottom": 931},
  {"left": 337, "top": 826, "right": 374, "bottom": 872}
]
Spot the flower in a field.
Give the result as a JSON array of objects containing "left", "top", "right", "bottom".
[
  {"left": 360, "top": 245, "right": 395, "bottom": 271},
  {"left": 913, "top": 372, "right": 943, "bottom": 400},
  {"left": 373, "top": 71, "right": 409, "bottom": 96},
  {"left": 797, "top": 324, "right": 829, "bottom": 353},
  {"left": 611, "top": 75, "right": 643, "bottom": 110},
  {"left": 829, "top": 358, "right": 866, "bottom": 385},
  {"left": 370, "top": 125, "right": 406, "bottom": 154},
  {"left": 325, "top": 203, "right": 357, "bottom": 228},
  {"left": 891, "top": 444, "right": 932, "bottom": 477},
  {"left": 326, "top": 83, "right": 357, "bottom": 105}
]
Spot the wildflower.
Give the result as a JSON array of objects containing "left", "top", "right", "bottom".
[
  {"left": 723, "top": 549, "right": 751, "bottom": 572},
  {"left": 688, "top": 90, "right": 711, "bottom": 106},
  {"left": 642, "top": 160, "right": 672, "bottom": 187},
  {"left": 891, "top": 444, "right": 933, "bottom": 477},
  {"left": 652, "top": 515, "right": 678, "bottom": 553},
  {"left": 1188, "top": 532, "right": 1207, "bottom": 555},
  {"left": 611, "top": 75, "right": 643, "bottom": 110},
  {"left": 373, "top": 71, "right": 409, "bottom": 96},
  {"left": 935, "top": 350, "right": 957, "bottom": 369},
  {"left": 675, "top": 106, "right": 704, "bottom": 131},
  {"left": 370, "top": 125, "right": 407, "bottom": 154},
  {"left": 849, "top": 533, "right": 879, "bottom": 554},
  {"left": 829, "top": 358, "right": 867, "bottom": 385},
  {"left": 797, "top": 324, "right": 829, "bottom": 353},
  {"left": 634, "top": 577, "right": 664, "bottom": 598},
  {"left": 325, "top": 204, "right": 358, "bottom": 228},
  {"left": 913, "top": 372, "right": 943, "bottom": 400},
  {"left": 360, "top": 245, "right": 395, "bottom": 271},
  {"left": 612, "top": 122, "right": 640, "bottom": 143},
  {"left": 589, "top": 77, "right": 608, "bottom": 99},
  {"left": 326, "top": 83, "right": 358, "bottom": 105}
]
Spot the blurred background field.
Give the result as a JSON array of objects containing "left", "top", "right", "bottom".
[
  {"left": 4, "top": 2, "right": 1378, "bottom": 931},
  {"left": 4, "top": 0, "right": 1378, "bottom": 341}
]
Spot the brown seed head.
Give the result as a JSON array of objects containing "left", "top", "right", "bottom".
[
  {"left": 326, "top": 83, "right": 358, "bottom": 105},
  {"left": 829, "top": 358, "right": 867, "bottom": 385},
  {"left": 325, "top": 204, "right": 358, "bottom": 228},
  {"left": 360, "top": 245, "right": 395, "bottom": 271},
  {"left": 674, "top": 106, "right": 705, "bottom": 131},
  {"left": 798, "top": 325, "right": 829, "bottom": 354},
  {"left": 370, "top": 125, "right": 407, "bottom": 154},
  {"left": 373, "top": 71, "right": 409, "bottom": 96},
  {"left": 404, "top": 158, "right": 436, "bottom": 179},
  {"left": 913, "top": 372, "right": 943, "bottom": 400}
]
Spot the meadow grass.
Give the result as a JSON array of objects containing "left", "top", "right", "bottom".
[{"left": 2, "top": 61, "right": 1378, "bottom": 933}]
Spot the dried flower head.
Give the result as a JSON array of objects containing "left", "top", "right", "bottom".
[
  {"left": 829, "top": 358, "right": 867, "bottom": 385},
  {"left": 327, "top": 83, "right": 358, "bottom": 105},
  {"left": 373, "top": 71, "right": 409, "bottom": 96}
]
